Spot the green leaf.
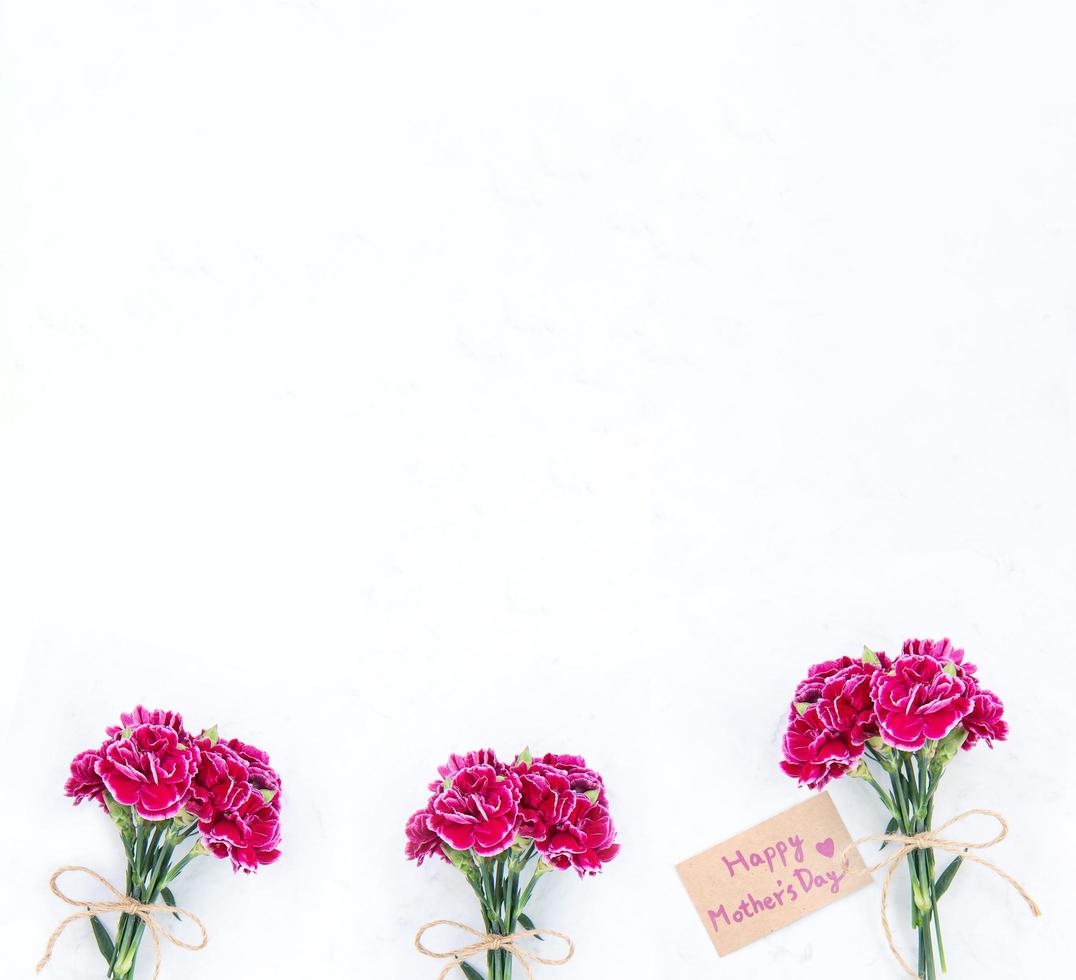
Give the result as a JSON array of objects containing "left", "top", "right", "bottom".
[
  {"left": 583, "top": 789, "right": 600, "bottom": 803},
  {"left": 517, "top": 912, "right": 544, "bottom": 941},
  {"left": 515, "top": 747, "right": 533, "bottom": 767},
  {"left": 879, "top": 816, "right": 899, "bottom": 850},
  {"left": 793, "top": 702, "right": 810, "bottom": 716},
  {"left": 120, "top": 726, "right": 133, "bottom": 740},
  {"left": 935, "top": 855, "right": 964, "bottom": 900},
  {"left": 941, "top": 662, "right": 958, "bottom": 677},
  {"left": 459, "top": 963, "right": 485, "bottom": 980},
  {"left": 203, "top": 724, "right": 219, "bottom": 746},
  {"left": 160, "top": 887, "right": 182, "bottom": 921},
  {"left": 862, "top": 646, "right": 881, "bottom": 667},
  {"left": 89, "top": 916, "right": 114, "bottom": 964},
  {"left": 260, "top": 787, "right": 277, "bottom": 805}
]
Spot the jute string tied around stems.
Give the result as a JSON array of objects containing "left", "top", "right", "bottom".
[
  {"left": 37, "top": 866, "right": 209, "bottom": 980},
  {"left": 415, "top": 919, "right": 575, "bottom": 980},
  {"left": 839, "top": 809, "right": 1041, "bottom": 978}
]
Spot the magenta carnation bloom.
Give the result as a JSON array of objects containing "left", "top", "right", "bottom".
[
  {"left": 512, "top": 762, "right": 576, "bottom": 844},
  {"left": 187, "top": 741, "right": 252, "bottom": 824},
  {"left": 903, "top": 637, "right": 976, "bottom": 675},
  {"left": 188, "top": 735, "right": 283, "bottom": 871},
  {"left": 405, "top": 805, "right": 448, "bottom": 865},
  {"left": 812, "top": 660, "right": 885, "bottom": 747},
  {"left": 536, "top": 753, "right": 608, "bottom": 806},
  {"left": 429, "top": 764, "right": 521, "bottom": 856},
  {"left": 428, "top": 749, "right": 503, "bottom": 792},
  {"left": 962, "top": 686, "right": 1008, "bottom": 749},
  {"left": 203, "top": 791, "right": 282, "bottom": 873},
  {"left": 107, "top": 706, "right": 189, "bottom": 740},
  {"left": 65, "top": 748, "right": 107, "bottom": 809},
  {"left": 222, "top": 737, "right": 281, "bottom": 808},
  {"left": 872, "top": 655, "right": 973, "bottom": 751},
  {"left": 439, "top": 749, "right": 501, "bottom": 777},
  {"left": 539, "top": 794, "right": 620, "bottom": 876},
  {"left": 794, "top": 656, "right": 860, "bottom": 703},
  {"left": 793, "top": 652, "right": 892, "bottom": 705},
  {"left": 98, "top": 724, "right": 200, "bottom": 820},
  {"left": 780, "top": 703, "right": 863, "bottom": 789}
]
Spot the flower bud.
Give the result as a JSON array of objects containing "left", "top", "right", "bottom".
[
  {"left": 912, "top": 877, "right": 933, "bottom": 915},
  {"left": 103, "top": 792, "right": 134, "bottom": 839},
  {"left": 847, "top": 761, "right": 871, "bottom": 780},
  {"left": 931, "top": 726, "right": 968, "bottom": 774}
]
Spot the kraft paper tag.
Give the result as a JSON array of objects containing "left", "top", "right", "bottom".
[{"left": 676, "top": 792, "right": 869, "bottom": 956}]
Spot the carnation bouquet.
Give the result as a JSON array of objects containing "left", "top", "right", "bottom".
[
  {"left": 406, "top": 748, "right": 619, "bottom": 979},
  {"left": 43, "top": 706, "right": 282, "bottom": 978},
  {"left": 780, "top": 639, "right": 1037, "bottom": 979}
]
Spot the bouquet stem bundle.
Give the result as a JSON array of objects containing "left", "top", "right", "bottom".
[
  {"left": 105, "top": 807, "right": 203, "bottom": 978},
  {"left": 858, "top": 744, "right": 953, "bottom": 979},
  {"left": 460, "top": 845, "right": 546, "bottom": 980}
]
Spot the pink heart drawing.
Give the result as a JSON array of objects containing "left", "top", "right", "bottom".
[{"left": 816, "top": 837, "right": 835, "bottom": 859}]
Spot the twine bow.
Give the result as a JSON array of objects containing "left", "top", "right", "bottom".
[
  {"left": 415, "top": 919, "right": 575, "bottom": 980},
  {"left": 37, "top": 866, "right": 209, "bottom": 979},
  {"left": 840, "top": 809, "right": 1041, "bottom": 978}
]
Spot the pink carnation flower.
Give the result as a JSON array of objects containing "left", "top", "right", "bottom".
[
  {"left": 512, "top": 762, "right": 576, "bottom": 844},
  {"left": 187, "top": 740, "right": 252, "bottom": 824},
  {"left": 222, "top": 737, "right": 281, "bottom": 809},
  {"left": 429, "top": 764, "right": 521, "bottom": 856},
  {"left": 98, "top": 724, "right": 200, "bottom": 820},
  {"left": 962, "top": 686, "right": 1008, "bottom": 749},
  {"left": 903, "top": 637, "right": 976, "bottom": 675},
  {"left": 405, "top": 805, "right": 448, "bottom": 865},
  {"left": 202, "top": 791, "right": 282, "bottom": 873},
  {"left": 793, "top": 652, "right": 892, "bottom": 705},
  {"left": 429, "top": 749, "right": 503, "bottom": 792},
  {"left": 780, "top": 703, "right": 862, "bottom": 789},
  {"left": 812, "top": 660, "right": 885, "bottom": 747},
  {"left": 107, "top": 706, "right": 189, "bottom": 740},
  {"left": 872, "top": 654, "right": 973, "bottom": 751},
  {"left": 536, "top": 753, "right": 608, "bottom": 807},
  {"left": 539, "top": 794, "right": 620, "bottom": 876},
  {"left": 65, "top": 748, "right": 107, "bottom": 809}
]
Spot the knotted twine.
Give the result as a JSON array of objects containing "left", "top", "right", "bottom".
[
  {"left": 37, "top": 866, "right": 209, "bottom": 979},
  {"left": 415, "top": 919, "right": 575, "bottom": 980},
  {"left": 840, "top": 809, "right": 1041, "bottom": 978}
]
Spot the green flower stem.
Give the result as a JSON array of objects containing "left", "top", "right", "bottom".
[
  {"left": 887, "top": 751, "right": 948, "bottom": 980},
  {"left": 498, "top": 855, "right": 510, "bottom": 980},
  {"left": 467, "top": 850, "right": 545, "bottom": 980},
  {"left": 113, "top": 819, "right": 150, "bottom": 974},
  {"left": 886, "top": 772, "right": 917, "bottom": 920},
  {"left": 503, "top": 865, "right": 522, "bottom": 980},
  {"left": 924, "top": 786, "right": 947, "bottom": 973},
  {"left": 489, "top": 885, "right": 501, "bottom": 980},
  {"left": 110, "top": 823, "right": 198, "bottom": 980},
  {"left": 914, "top": 751, "right": 947, "bottom": 977}
]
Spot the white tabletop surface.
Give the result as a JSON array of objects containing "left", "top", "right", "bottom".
[{"left": 2, "top": 2, "right": 1073, "bottom": 977}]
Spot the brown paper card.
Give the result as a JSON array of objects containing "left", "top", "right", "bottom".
[{"left": 676, "top": 792, "right": 869, "bottom": 956}]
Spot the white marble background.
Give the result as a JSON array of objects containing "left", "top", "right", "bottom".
[{"left": 2, "top": 2, "right": 1074, "bottom": 977}]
